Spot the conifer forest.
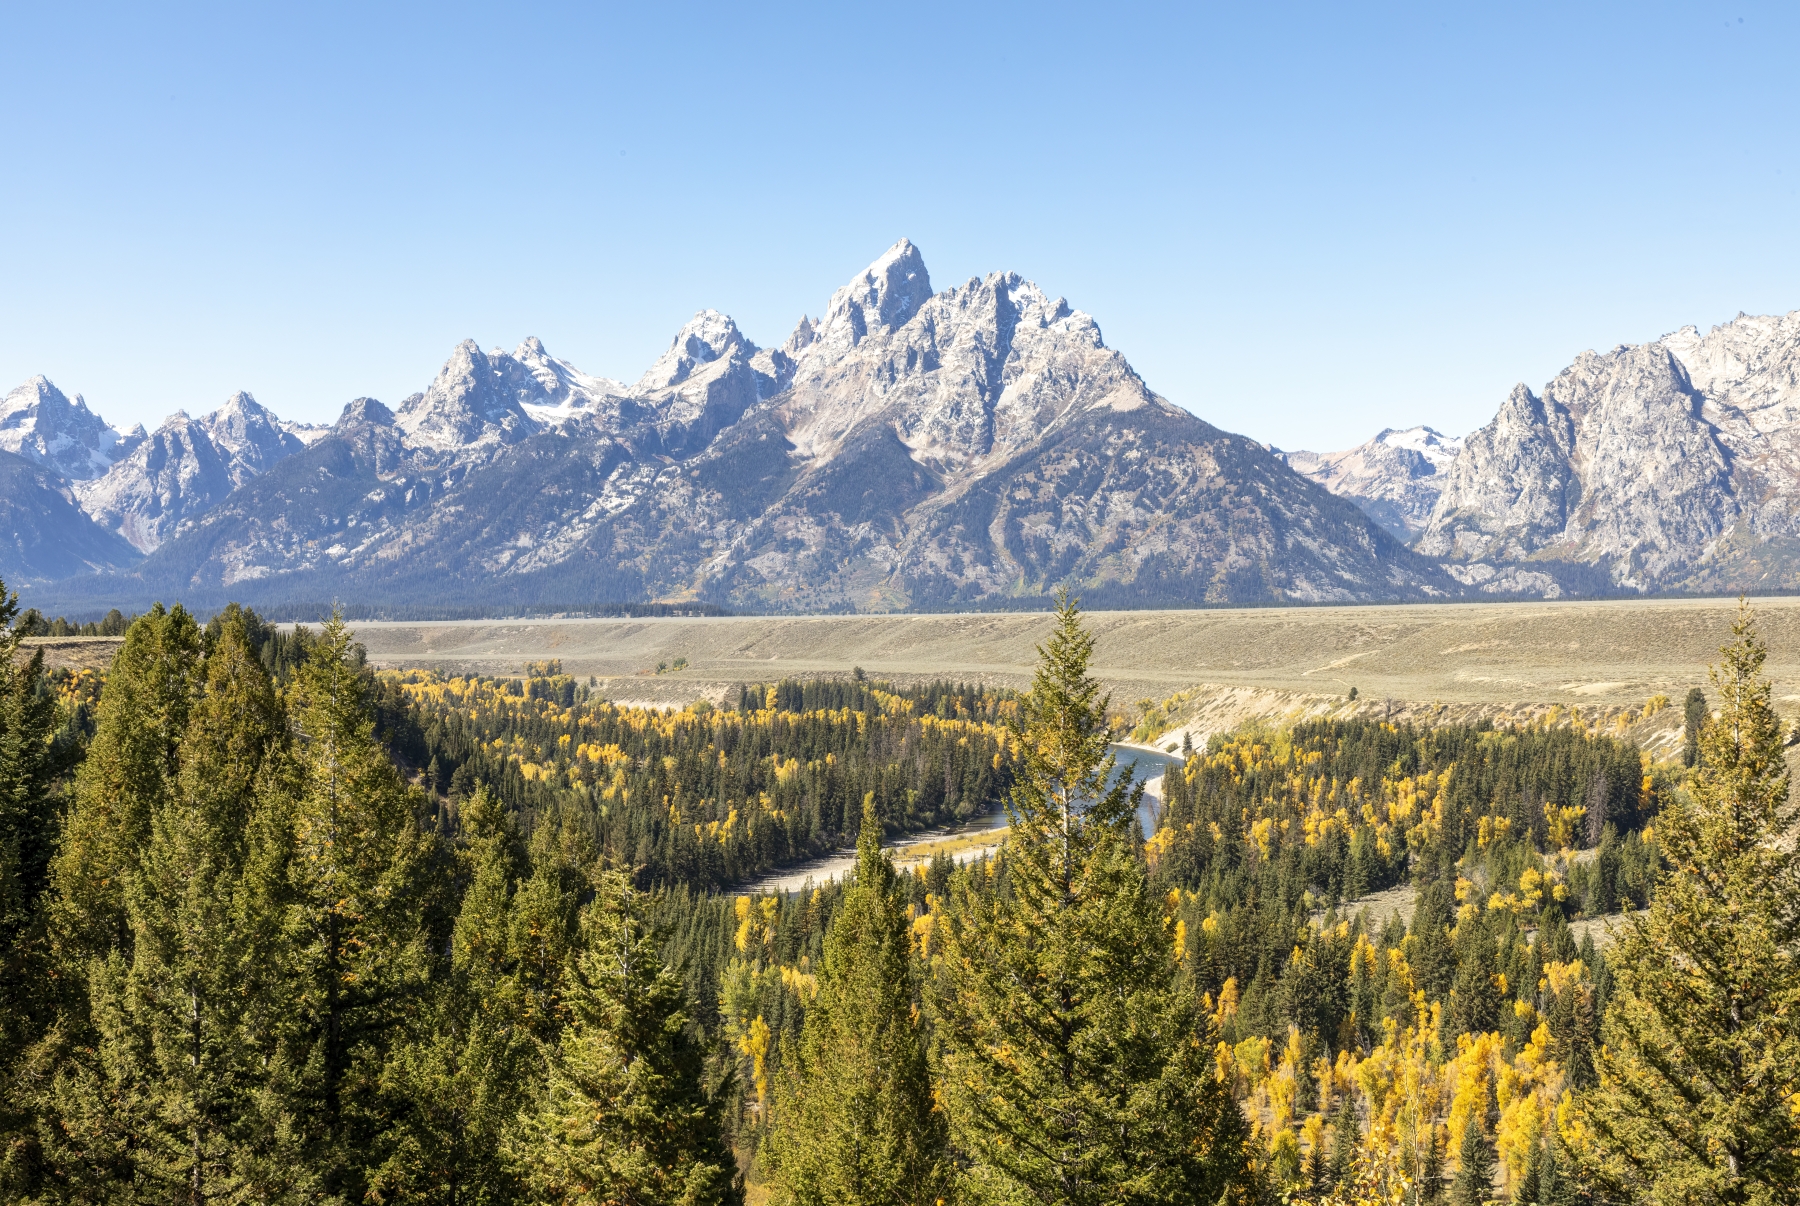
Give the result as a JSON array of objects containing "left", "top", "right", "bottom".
[{"left": 1, "top": 580, "right": 1797, "bottom": 1206}]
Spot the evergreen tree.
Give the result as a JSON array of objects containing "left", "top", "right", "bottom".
[
  {"left": 1450, "top": 1121, "right": 1495, "bottom": 1206},
  {"left": 767, "top": 794, "right": 949, "bottom": 1206},
  {"left": 1583, "top": 601, "right": 1800, "bottom": 1204},
  {"left": 0, "top": 578, "right": 61, "bottom": 1194},
  {"left": 1407, "top": 880, "right": 1456, "bottom": 1008},
  {"left": 1327, "top": 1093, "right": 1359, "bottom": 1188},
  {"left": 520, "top": 869, "right": 742, "bottom": 1206},
  {"left": 371, "top": 783, "right": 574, "bottom": 1204},
  {"left": 1534, "top": 1140, "right": 1572, "bottom": 1206},
  {"left": 1683, "top": 685, "right": 1708, "bottom": 768},
  {"left": 1304, "top": 1135, "right": 1328, "bottom": 1194},
  {"left": 1510, "top": 1149, "right": 1538, "bottom": 1205},
  {"left": 935, "top": 592, "right": 1253, "bottom": 1205},
  {"left": 280, "top": 612, "right": 437, "bottom": 1201},
  {"left": 1446, "top": 916, "right": 1499, "bottom": 1040},
  {"left": 49, "top": 604, "right": 203, "bottom": 976},
  {"left": 1418, "top": 1126, "right": 1446, "bottom": 1205},
  {"left": 38, "top": 610, "right": 302, "bottom": 1204}
]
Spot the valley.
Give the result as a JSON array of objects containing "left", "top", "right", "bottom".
[{"left": 346, "top": 594, "right": 1800, "bottom": 755}]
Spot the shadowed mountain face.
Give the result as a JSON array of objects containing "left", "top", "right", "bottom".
[
  {"left": 27, "top": 241, "right": 1455, "bottom": 614},
  {"left": 0, "top": 451, "right": 142, "bottom": 585}
]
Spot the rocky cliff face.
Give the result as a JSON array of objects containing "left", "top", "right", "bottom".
[
  {"left": 74, "top": 393, "right": 306, "bottom": 552},
  {"left": 0, "top": 377, "right": 139, "bottom": 481},
  {"left": 1282, "top": 426, "right": 1463, "bottom": 540},
  {"left": 40, "top": 240, "right": 1453, "bottom": 612},
  {"left": 1273, "top": 309, "right": 1800, "bottom": 598},
  {"left": 1413, "top": 319, "right": 1800, "bottom": 595}
]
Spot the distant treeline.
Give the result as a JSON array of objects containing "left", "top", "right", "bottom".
[
  {"left": 26, "top": 598, "right": 730, "bottom": 626},
  {"left": 12, "top": 607, "right": 132, "bottom": 637}
]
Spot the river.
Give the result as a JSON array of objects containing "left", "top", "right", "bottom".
[{"left": 740, "top": 743, "right": 1184, "bottom": 895}]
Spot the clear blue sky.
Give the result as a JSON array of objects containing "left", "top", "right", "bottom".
[{"left": 3, "top": 1, "right": 1797, "bottom": 451}]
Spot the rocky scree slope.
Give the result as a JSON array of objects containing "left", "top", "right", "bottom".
[{"left": 42, "top": 240, "right": 1454, "bottom": 613}]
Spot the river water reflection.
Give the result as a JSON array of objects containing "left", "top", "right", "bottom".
[{"left": 742, "top": 743, "right": 1184, "bottom": 895}]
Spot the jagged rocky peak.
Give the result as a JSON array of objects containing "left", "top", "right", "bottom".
[
  {"left": 201, "top": 391, "right": 302, "bottom": 460},
  {"left": 396, "top": 336, "right": 632, "bottom": 455},
  {"left": 780, "top": 245, "right": 1157, "bottom": 467},
  {"left": 635, "top": 310, "right": 755, "bottom": 392},
  {"left": 1664, "top": 308, "right": 1800, "bottom": 435},
  {"left": 339, "top": 397, "right": 396, "bottom": 427},
  {"left": 74, "top": 390, "right": 311, "bottom": 555},
  {"left": 782, "top": 315, "right": 819, "bottom": 357},
  {"left": 1543, "top": 342, "right": 1701, "bottom": 425},
  {"left": 0, "top": 375, "right": 133, "bottom": 480},
  {"left": 812, "top": 239, "right": 933, "bottom": 357},
  {"left": 395, "top": 339, "right": 540, "bottom": 454},
  {"left": 1417, "top": 340, "right": 1731, "bottom": 591}
]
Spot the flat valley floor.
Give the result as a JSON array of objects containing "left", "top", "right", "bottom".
[{"left": 336, "top": 595, "right": 1800, "bottom": 752}]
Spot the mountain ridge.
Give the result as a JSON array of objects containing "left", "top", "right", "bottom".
[
  {"left": 19, "top": 241, "right": 1455, "bottom": 613},
  {"left": 25, "top": 244, "right": 1800, "bottom": 615}
]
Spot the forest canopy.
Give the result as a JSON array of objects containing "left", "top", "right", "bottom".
[{"left": 1, "top": 582, "right": 1793, "bottom": 1205}]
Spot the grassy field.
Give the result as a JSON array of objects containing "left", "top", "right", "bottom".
[{"left": 344, "top": 595, "right": 1800, "bottom": 752}]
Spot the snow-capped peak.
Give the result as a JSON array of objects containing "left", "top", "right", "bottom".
[
  {"left": 635, "top": 310, "right": 753, "bottom": 392},
  {"left": 813, "top": 239, "right": 933, "bottom": 356},
  {"left": 1, "top": 375, "right": 133, "bottom": 480},
  {"left": 1375, "top": 425, "right": 1463, "bottom": 470}
]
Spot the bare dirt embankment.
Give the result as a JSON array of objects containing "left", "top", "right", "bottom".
[
  {"left": 345, "top": 595, "right": 1800, "bottom": 756},
  {"left": 15, "top": 636, "right": 124, "bottom": 672}
]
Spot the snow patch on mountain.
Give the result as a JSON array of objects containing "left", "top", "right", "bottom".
[
  {"left": 1279, "top": 426, "right": 1465, "bottom": 540},
  {"left": 1, "top": 376, "right": 136, "bottom": 480},
  {"left": 75, "top": 392, "right": 306, "bottom": 552}
]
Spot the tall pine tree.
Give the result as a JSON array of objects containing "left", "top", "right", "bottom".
[
  {"left": 1582, "top": 601, "right": 1800, "bottom": 1204},
  {"left": 37, "top": 609, "right": 301, "bottom": 1204},
  {"left": 371, "top": 783, "right": 583, "bottom": 1204},
  {"left": 520, "top": 869, "right": 742, "bottom": 1206},
  {"left": 48, "top": 604, "right": 203, "bottom": 978},
  {"left": 1450, "top": 1119, "right": 1496, "bottom": 1206},
  {"left": 0, "top": 578, "right": 61, "bottom": 1196},
  {"left": 279, "top": 611, "right": 437, "bottom": 1202},
  {"left": 766, "top": 794, "right": 949, "bottom": 1206},
  {"left": 935, "top": 592, "right": 1253, "bottom": 1205}
]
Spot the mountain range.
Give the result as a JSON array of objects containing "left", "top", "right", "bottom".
[
  {"left": 1282, "top": 310, "right": 1800, "bottom": 598},
  {"left": 12, "top": 242, "right": 1447, "bottom": 614},
  {"left": 9, "top": 241, "right": 1800, "bottom": 616}
]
